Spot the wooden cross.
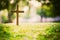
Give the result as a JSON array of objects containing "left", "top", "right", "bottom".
[{"left": 11, "top": 4, "right": 24, "bottom": 25}]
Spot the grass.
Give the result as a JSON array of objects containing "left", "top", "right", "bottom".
[{"left": 0, "top": 23, "right": 60, "bottom": 40}]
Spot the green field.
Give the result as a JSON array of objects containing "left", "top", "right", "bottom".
[{"left": 0, "top": 23, "right": 60, "bottom": 40}]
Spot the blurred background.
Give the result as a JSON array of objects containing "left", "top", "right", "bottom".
[{"left": 0, "top": 0, "right": 60, "bottom": 24}]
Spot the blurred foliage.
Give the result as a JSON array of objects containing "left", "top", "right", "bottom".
[
  {"left": 1, "top": 9, "right": 8, "bottom": 23},
  {"left": 0, "top": 24, "right": 11, "bottom": 40},
  {"left": 2, "top": 15, "right": 8, "bottom": 23},
  {"left": 0, "top": 24, "right": 26, "bottom": 40},
  {"left": 0, "top": 0, "right": 9, "bottom": 10},
  {"left": 0, "top": 23, "right": 60, "bottom": 40},
  {"left": 37, "top": 3, "right": 54, "bottom": 17},
  {"left": 36, "top": 24, "right": 60, "bottom": 40},
  {"left": 37, "top": 0, "right": 60, "bottom": 17},
  {"left": 43, "top": 3, "right": 54, "bottom": 17},
  {"left": 0, "top": 0, "right": 20, "bottom": 10}
]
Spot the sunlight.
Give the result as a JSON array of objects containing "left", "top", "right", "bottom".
[{"left": 10, "top": 0, "right": 14, "bottom": 4}]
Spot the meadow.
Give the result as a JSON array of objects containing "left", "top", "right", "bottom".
[{"left": 0, "top": 23, "right": 60, "bottom": 40}]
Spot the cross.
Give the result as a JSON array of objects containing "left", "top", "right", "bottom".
[{"left": 11, "top": 4, "right": 24, "bottom": 25}]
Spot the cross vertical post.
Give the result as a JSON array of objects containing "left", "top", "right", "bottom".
[
  {"left": 17, "top": 4, "right": 19, "bottom": 25},
  {"left": 11, "top": 4, "right": 24, "bottom": 25}
]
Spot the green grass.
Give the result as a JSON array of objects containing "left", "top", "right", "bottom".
[{"left": 0, "top": 23, "right": 60, "bottom": 40}]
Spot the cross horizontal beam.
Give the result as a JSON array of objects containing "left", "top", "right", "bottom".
[{"left": 11, "top": 11, "right": 24, "bottom": 13}]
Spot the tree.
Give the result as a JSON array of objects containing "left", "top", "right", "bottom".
[
  {"left": 0, "top": 0, "right": 20, "bottom": 23},
  {"left": 8, "top": 0, "right": 20, "bottom": 22}
]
